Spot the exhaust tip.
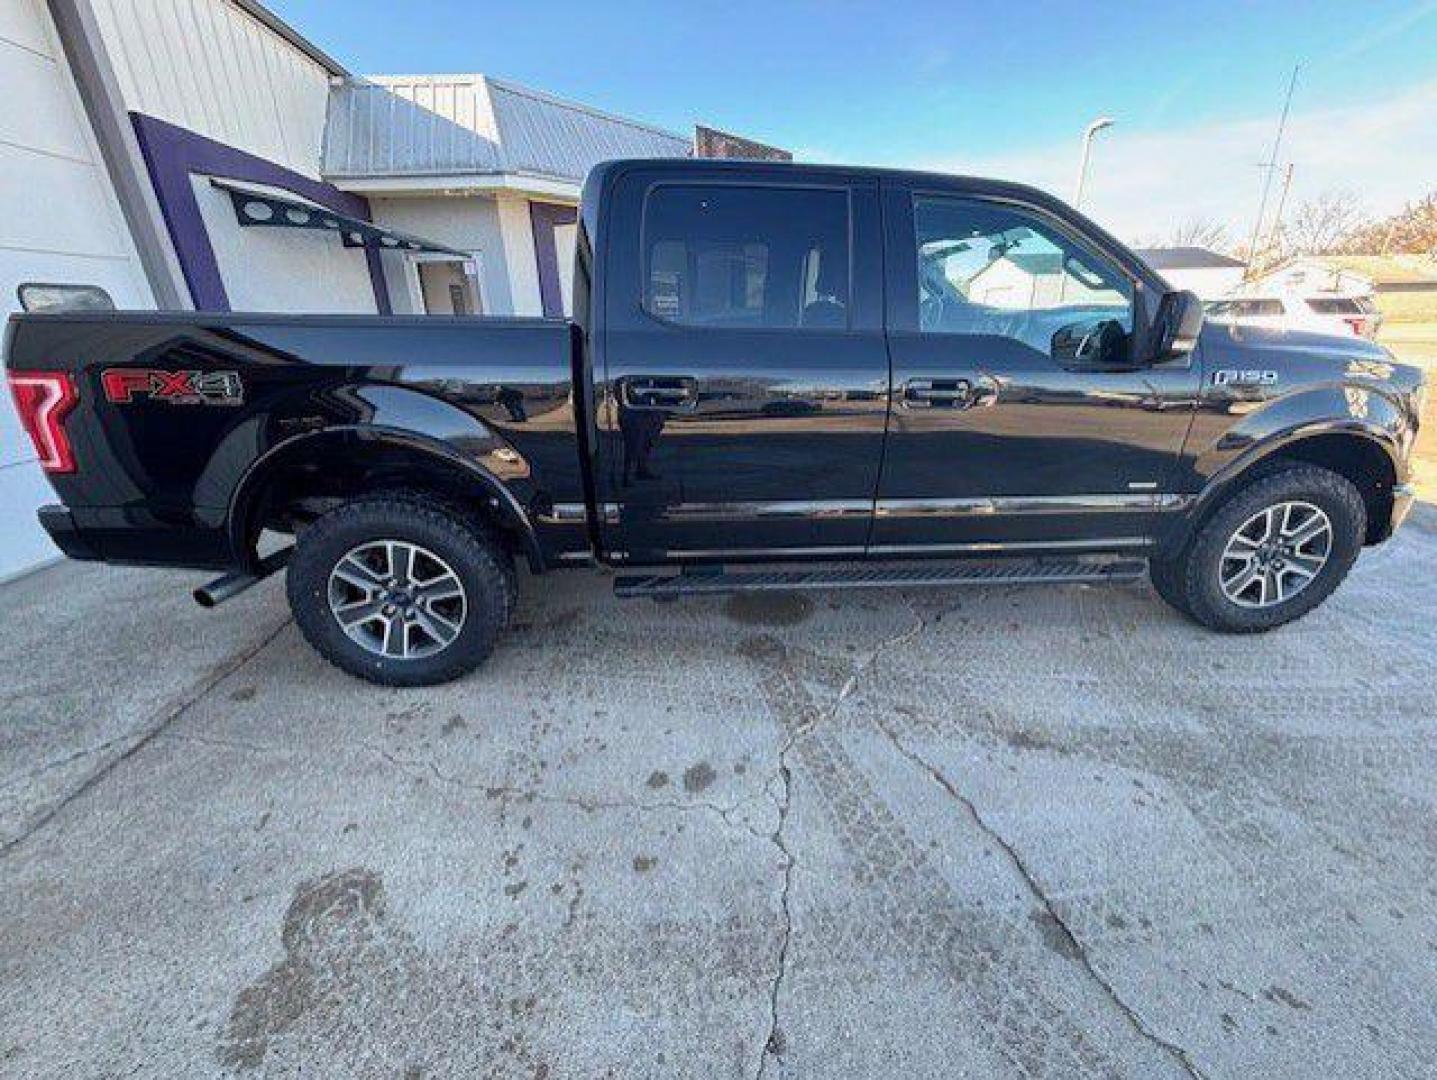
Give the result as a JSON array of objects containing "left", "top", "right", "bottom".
[{"left": 193, "top": 586, "right": 219, "bottom": 608}]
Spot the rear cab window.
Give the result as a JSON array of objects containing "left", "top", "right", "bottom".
[{"left": 641, "top": 184, "right": 851, "bottom": 331}]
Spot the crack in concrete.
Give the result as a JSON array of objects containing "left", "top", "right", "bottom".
[
  {"left": 870, "top": 705, "right": 1209, "bottom": 1080},
  {"left": 0, "top": 617, "right": 293, "bottom": 860},
  {"left": 754, "top": 607, "right": 932, "bottom": 1078},
  {"left": 366, "top": 745, "right": 774, "bottom": 843}
]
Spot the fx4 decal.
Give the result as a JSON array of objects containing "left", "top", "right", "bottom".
[
  {"left": 102, "top": 368, "right": 243, "bottom": 406},
  {"left": 1211, "top": 369, "right": 1278, "bottom": 388}
]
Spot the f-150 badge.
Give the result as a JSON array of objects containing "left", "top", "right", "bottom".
[
  {"left": 1211, "top": 369, "right": 1278, "bottom": 387},
  {"left": 102, "top": 368, "right": 243, "bottom": 405}
]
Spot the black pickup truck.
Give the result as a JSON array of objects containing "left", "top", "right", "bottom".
[{"left": 6, "top": 159, "right": 1425, "bottom": 684}]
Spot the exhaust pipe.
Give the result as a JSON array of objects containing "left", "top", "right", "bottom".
[{"left": 194, "top": 546, "right": 292, "bottom": 608}]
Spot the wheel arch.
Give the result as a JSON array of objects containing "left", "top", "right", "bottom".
[
  {"left": 227, "top": 427, "right": 545, "bottom": 572},
  {"left": 1177, "top": 423, "right": 1401, "bottom": 551}
]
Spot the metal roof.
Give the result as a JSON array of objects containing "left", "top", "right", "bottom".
[
  {"left": 322, "top": 75, "right": 691, "bottom": 185},
  {"left": 1134, "top": 246, "right": 1247, "bottom": 270}
]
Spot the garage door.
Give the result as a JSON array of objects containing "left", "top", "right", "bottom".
[{"left": 0, "top": 0, "right": 152, "bottom": 579}]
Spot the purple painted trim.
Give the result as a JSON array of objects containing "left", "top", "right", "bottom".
[
  {"left": 530, "top": 201, "right": 579, "bottom": 318},
  {"left": 129, "top": 113, "right": 391, "bottom": 314}
]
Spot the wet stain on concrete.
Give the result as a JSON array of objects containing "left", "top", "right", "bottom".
[
  {"left": 1264, "top": 985, "right": 1312, "bottom": 1011},
  {"left": 632, "top": 855, "right": 657, "bottom": 873},
  {"left": 219, "top": 868, "right": 390, "bottom": 1069},
  {"left": 723, "top": 592, "right": 813, "bottom": 627},
  {"left": 440, "top": 715, "right": 466, "bottom": 736},
  {"left": 229, "top": 686, "right": 257, "bottom": 703},
  {"left": 682, "top": 762, "right": 717, "bottom": 794},
  {"left": 645, "top": 770, "right": 670, "bottom": 790}
]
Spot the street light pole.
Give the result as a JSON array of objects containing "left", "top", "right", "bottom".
[{"left": 1072, "top": 117, "right": 1115, "bottom": 212}]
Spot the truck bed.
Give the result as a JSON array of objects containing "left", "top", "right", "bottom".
[{"left": 4, "top": 311, "right": 585, "bottom": 570}]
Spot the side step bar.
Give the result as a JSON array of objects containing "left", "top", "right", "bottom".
[{"left": 614, "top": 557, "right": 1148, "bottom": 599}]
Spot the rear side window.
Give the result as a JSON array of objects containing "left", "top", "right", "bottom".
[
  {"left": 642, "top": 185, "right": 850, "bottom": 330},
  {"left": 1306, "top": 297, "right": 1363, "bottom": 315}
]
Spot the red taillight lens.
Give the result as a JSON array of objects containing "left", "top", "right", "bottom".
[
  {"left": 1342, "top": 317, "right": 1366, "bottom": 336},
  {"left": 7, "top": 371, "right": 78, "bottom": 473}
]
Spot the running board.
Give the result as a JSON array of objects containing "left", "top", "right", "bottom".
[{"left": 614, "top": 557, "right": 1148, "bottom": 599}]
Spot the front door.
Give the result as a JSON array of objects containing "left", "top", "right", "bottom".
[
  {"left": 596, "top": 169, "right": 888, "bottom": 563},
  {"left": 874, "top": 184, "right": 1201, "bottom": 553}
]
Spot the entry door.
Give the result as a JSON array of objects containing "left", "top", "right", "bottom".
[
  {"left": 873, "top": 185, "right": 1201, "bottom": 552},
  {"left": 596, "top": 170, "right": 888, "bottom": 563}
]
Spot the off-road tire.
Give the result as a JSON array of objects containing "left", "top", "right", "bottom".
[
  {"left": 287, "top": 495, "right": 515, "bottom": 686},
  {"left": 1152, "top": 464, "right": 1365, "bottom": 633}
]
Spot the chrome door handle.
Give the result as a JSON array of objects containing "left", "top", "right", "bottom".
[
  {"left": 621, "top": 376, "right": 697, "bottom": 410},
  {"left": 903, "top": 377, "right": 998, "bottom": 409}
]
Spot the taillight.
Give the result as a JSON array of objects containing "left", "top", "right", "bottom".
[
  {"left": 7, "top": 371, "right": 78, "bottom": 473},
  {"left": 1342, "top": 317, "right": 1366, "bottom": 336}
]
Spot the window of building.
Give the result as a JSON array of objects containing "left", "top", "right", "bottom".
[{"left": 643, "top": 185, "right": 849, "bottom": 330}]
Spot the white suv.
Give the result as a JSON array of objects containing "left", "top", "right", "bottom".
[{"left": 1205, "top": 293, "right": 1382, "bottom": 340}]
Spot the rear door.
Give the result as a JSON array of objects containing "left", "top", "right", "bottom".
[
  {"left": 595, "top": 166, "right": 888, "bottom": 563},
  {"left": 873, "top": 181, "right": 1201, "bottom": 552}
]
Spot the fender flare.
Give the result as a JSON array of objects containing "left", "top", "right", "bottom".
[
  {"left": 226, "top": 425, "right": 544, "bottom": 572},
  {"left": 1175, "top": 417, "right": 1404, "bottom": 548}
]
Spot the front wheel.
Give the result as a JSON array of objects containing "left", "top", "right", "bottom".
[
  {"left": 287, "top": 496, "right": 515, "bottom": 686},
  {"left": 1151, "top": 464, "right": 1366, "bottom": 633}
]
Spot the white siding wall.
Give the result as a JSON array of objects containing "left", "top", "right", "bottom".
[
  {"left": 1160, "top": 266, "right": 1246, "bottom": 300},
  {"left": 0, "top": 0, "right": 152, "bottom": 579},
  {"left": 91, "top": 0, "right": 331, "bottom": 177},
  {"left": 496, "top": 195, "right": 542, "bottom": 316},
  {"left": 192, "top": 175, "right": 376, "bottom": 312},
  {"left": 368, "top": 195, "right": 512, "bottom": 314}
]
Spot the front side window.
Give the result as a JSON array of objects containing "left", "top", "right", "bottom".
[
  {"left": 643, "top": 185, "right": 849, "bottom": 330},
  {"left": 913, "top": 196, "right": 1133, "bottom": 359}
]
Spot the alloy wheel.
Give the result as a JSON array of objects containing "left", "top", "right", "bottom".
[
  {"left": 1219, "top": 500, "right": 1333, "bottom": 609},
  {"left": 327, "top": 539, "right": 467, "bottom": 659}
]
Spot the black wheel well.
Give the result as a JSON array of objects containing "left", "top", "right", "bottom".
[
  {"left": 236, "top": 439, "right": 541, "bottom": 570},
  {"left": 1267, "top": 433, "right": 1396, "bottom": 544},
  {"left": 1177, "top": 433, "right": 1398, "bottom": 552}
]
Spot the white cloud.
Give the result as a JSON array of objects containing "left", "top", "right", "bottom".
[{"left": 911, "top": 79, "right": 1437, "bottom": 247}]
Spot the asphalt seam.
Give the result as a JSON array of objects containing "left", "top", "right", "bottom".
[
  {"left": 0, "top": 617, "right": 293, "bottom": 861},
  {"left": 870, "top": 709, "right": 1209, "bottom": 1080}
]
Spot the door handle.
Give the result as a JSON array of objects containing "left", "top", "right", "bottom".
[
  {"left": 903, "top": 377, "right": 999, "bottom": 410},
  {"left": 621, "top": 376, "right": 697, "bottom": 411}
]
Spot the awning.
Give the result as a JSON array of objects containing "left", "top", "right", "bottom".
[{"left": 211, "top": 178, "right": 468, "bottom": 257}]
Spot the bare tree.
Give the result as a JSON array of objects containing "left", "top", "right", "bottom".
[
  {"left": 1280, "top": 190, "right": 1367, "bottom": 255},
  {"left": 1335, "top": 192, "right": 1437, "bottom": 254},
  {"left": 1167, "top": 218, "right": 1229, "bottom": 250}
]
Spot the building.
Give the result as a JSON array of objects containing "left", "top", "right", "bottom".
[
  {"left": 1, "top": 0, "right": 783, "bottom": 578},
  {"left": 324, "top": 74, "right": 693, "bottom": 318},
  {"left": 1134, "top": 247, "right": 1248, "bottom": 300},
  {"left": 1245, "top": 255, "right": 1437, "bottom": 324}
]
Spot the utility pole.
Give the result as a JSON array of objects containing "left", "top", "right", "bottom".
[
  {"left": 1072, "top": 117, "right": 1115, "bottom": 212},
  {"left": 1244, "top": 64, "right": 1300, "bottom": 280},
  {"left": 1260, "top": 162, "right": 1295, "bottom": 270}
]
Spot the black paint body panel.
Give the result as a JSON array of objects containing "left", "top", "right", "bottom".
[{"left": 4, "top": 159, "right": 1424, "bottom": 576}]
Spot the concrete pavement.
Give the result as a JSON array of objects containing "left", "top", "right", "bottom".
[{"left": 1, "top": 505, "right": 1434, "bottom": 1078}]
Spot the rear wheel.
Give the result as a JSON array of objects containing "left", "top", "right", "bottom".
[
  {"left": 287, "top": 496, "right": 515, "bottom": 686},
  {"left": 1150, "top": 464, "right": 1365, "bottom": 633}
]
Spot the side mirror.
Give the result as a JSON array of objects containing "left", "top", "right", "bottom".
[
  {"left": 1051, "top": 317, "right": 1127, "bottom": 368},
  {"left": 1149, "top": 289, "right": 1204, "bottom": 362}
]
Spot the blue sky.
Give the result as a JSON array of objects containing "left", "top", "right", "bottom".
[{"left": 270, "top": 0, "right": 1437, "bottom": 242}]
